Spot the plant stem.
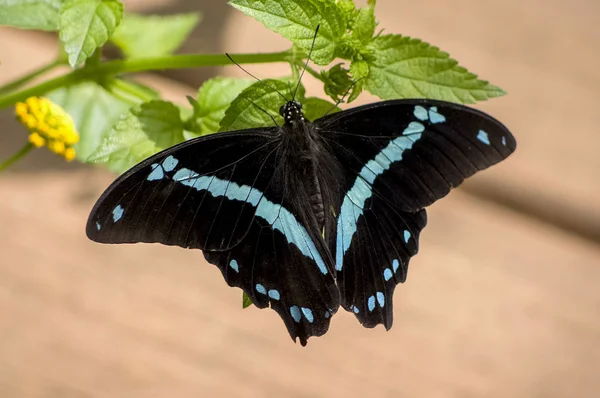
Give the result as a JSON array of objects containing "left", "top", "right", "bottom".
[
  {"left": 0, "top": 59, "right": 62, "bottom": 95},
  {"left": 293, "top": 61, "right": 322, "bottom": 82},
  {"left": 103, "top": 78, "right": 157, "bottom": 104},
  {"left": 0, "top": 143, "right": 34, "bottom": 172},
  {"left": 0, "top": 50, "right": 294, "bottom": 110}
]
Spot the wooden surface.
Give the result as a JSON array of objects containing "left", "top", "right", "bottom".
[
  {"left": 1, "top": 1, "right": 600, "bottom": 397},
  {"left": 1, "top": 173, "right": 599, "bottom": 398}
]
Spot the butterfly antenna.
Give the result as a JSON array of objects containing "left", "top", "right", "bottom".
[
  {"left": 292, "top": 24, "right": 320, "bottom": 101},
  {"left": 225, "top": 53, "right": 289, "bottom": 103},
  {"left": 242, "top": 97, "right": 280, "bottom": 127}
]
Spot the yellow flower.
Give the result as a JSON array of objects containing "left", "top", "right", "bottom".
[{"left": 15, "top": 97, "right": 79, "bottom": 161}]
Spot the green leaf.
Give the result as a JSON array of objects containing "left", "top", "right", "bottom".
[
  {"left": 59, "top": 0, "right": 124, "bottom": 68},
  {"left": 87, "top": 100, "right": 184, "bottom": 173},
  {"left": 47, "top": 82, "right": 131, "bottom": 161},
  {"left": 335, "top": 0, "right": 357, "bottom": 27},
  {"left": 229, "top": 0, "right": 346, "bottom": 65},
  {"left": 242, "top": 292, "right": 253, "bottom": 308},
  {"left": 220, "top": 79, "right": 304, "bottom": 132},
  {"left": 185, "top": 77, "right": 252, "bottom": 137},
  {"left": 111, "top": 13, "right": 200, "bottom": 58},
  {"left": 351, "top": 0, "right": 376, "bottom": 44},
  {"left": 348, "top": 59, "right": 368, "bottom": 102},
  {"left": 365, "top": 34, "right": 506, "bottom": 104},
  {"left": 219, "top": 78, "right": 335, "bottom": 131},
  {"left": 302, "top": 96, "right": 338, "bottom": 121},
  {"left": 0, "top": 0, "right": 63, "bottom": 30},
  {"left": 321, "top": 63, "right": 352, "bottom": 102}
]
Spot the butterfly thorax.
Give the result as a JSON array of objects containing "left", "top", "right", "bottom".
[{"left": 279, "top": 100, "right": 325, "bottom": 229}]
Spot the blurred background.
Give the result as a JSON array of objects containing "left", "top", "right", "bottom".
[{"left": 1, "top": 0, "right": 599, "bottom": 397}]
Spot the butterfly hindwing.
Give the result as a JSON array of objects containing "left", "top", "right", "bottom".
[
  {"left": 204, "top": 158, "right": 339, "bottom": 345},
  {"left": 87, "top": 129, "right": 339, "bottom": 345},
  {"left": 315, "top": 99, "right": 516, "bottom": 328}
]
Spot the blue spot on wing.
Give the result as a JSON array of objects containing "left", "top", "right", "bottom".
[
  {"left": 96, "top": 222, "right": 101, "bottom": 231},
  {"left": 229, "top": 259, "right": 239, "bottom": 272},
  {"left": 403, "top": 230, "right": 411, "bottom": 243},
  {"left": 268, "top": 289, "right": 280, "bottom": 300},
  {"left": 502, "top": 136, "right": 507, "bottom": 146},
  {"left": 383, "top": 268, "right": 393, "bottom": 281},
  {"left": 256, "top": 284, "right": 266, "bottom": 295},
  {"left": 392, "top": 259, "right": 399, "bottom": 273},
  {"left": 112, "top": 205, "right": 124, "bottom": 223},
  {"left": 290, "top": 306, "right": 301, "bottom": 323},
  {"left": 147, "top": 164, "right": 164, "bottom": 181},
  {"left": 376, "top": 292, "right": 385, "bottom": 307},
  {"left": 477, "top": 130, "right": 491, "bottom": 145},
  {"left": 428, "top": 106, "right": 446, "bottom": 124},
  {"left": 162, "top": 155, "right": 178, "bottom": 172},
  {"left": 368, "top": 292, "right": 385, "bottom": 311},
  {"left": 414, "top": 105, "right": 446, "bottom": 124},
  {"left": 368, "top": 296, "right": 375, "bottom": 312},
  {"left": 413, "top": 105, "right": 428, "bottom": 121},
  {"left": 301, "top": 307, "right": 314, "bottom": 323}
]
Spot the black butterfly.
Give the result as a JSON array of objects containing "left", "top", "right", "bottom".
[{"left": 87, "top": 92, "right": 516, "bottom": 345}]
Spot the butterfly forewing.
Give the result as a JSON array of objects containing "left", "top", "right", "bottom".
[
  {"left": 86, "top": 128, "right": 339, "bottom": 345},
  {"left": 87, "top": 130, "right": 280, "bottom": 250}
]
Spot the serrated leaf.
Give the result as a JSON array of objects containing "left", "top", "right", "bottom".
[
  {"left": 351, "top": 1, "right": 376, "bottom": 43},
  {"left": 242, "top": 292, "right": 253, "bottom": 308},
  {"left": 47, "top": 82, "right": 131, "bottom": 161},
  {"left": 185, "top": 77, "right": 252, "bottom": 137},
  {"left": 229, "top": 0, "right": 345, "bottom": 65},
  {"left": 0, "top": 0, "right": 63, "bottom": 30},
  {"left": 87, "top": 100, "right": 184, "bottom": 173},
  {"left": 111, "top": 13, "right": 200, "bottom": 58},
  {"left": 59, "top": 0, "right": 123, "bottom": 68},
  {"left": 348, "top": 59, "right": 368, "bottom": 102},
  {"left": 365, "top": 34, "right": 505, "bottom": 104},
  {"left": 335, "top": 0, "right": 356, "bottom": 27},
  {"left": 302, "top": 96, "right": 338, "bottom": 121},
  {"left": 219, "top": 79, "right": 304, "bottom": 132},
  {"left": 350, "top": 59, "right": 369, "bottom": 79}
]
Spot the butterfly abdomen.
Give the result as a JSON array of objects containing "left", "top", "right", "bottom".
[{"left": 282, "top": 118, "right": 327, "bottom": 230}]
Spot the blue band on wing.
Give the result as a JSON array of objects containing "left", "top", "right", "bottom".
[
  {"left": 171, "top": 169, "right": 328, "bottom": 275},
  {"left": 335, "top": 121, "right": 425, "bottom": 271}
]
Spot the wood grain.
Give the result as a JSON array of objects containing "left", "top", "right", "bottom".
[
  {"left": 1, "top": 172, "right": 599, "bottom": 398},
  {"left": 1, "top": 1, "right": 599, "bottom": 396}
]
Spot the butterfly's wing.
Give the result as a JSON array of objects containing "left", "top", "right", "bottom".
[
  {"left": 87, "top": 129, "right": 339, "bottom": 345},
  {"left": 314, "top": 99, "right": 516, "bottom": 328}
]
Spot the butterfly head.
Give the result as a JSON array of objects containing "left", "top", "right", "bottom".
[{"left": 279, "top": 101, "right": 304, "bottom": 125}]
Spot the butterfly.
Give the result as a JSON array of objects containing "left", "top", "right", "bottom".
[{"left": 86, "top": 91, "right": 516, "bottom": 345}]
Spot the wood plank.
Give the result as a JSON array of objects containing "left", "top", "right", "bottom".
[{"left": 0, "top": 171, "right": 598, "bottom": 397}]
